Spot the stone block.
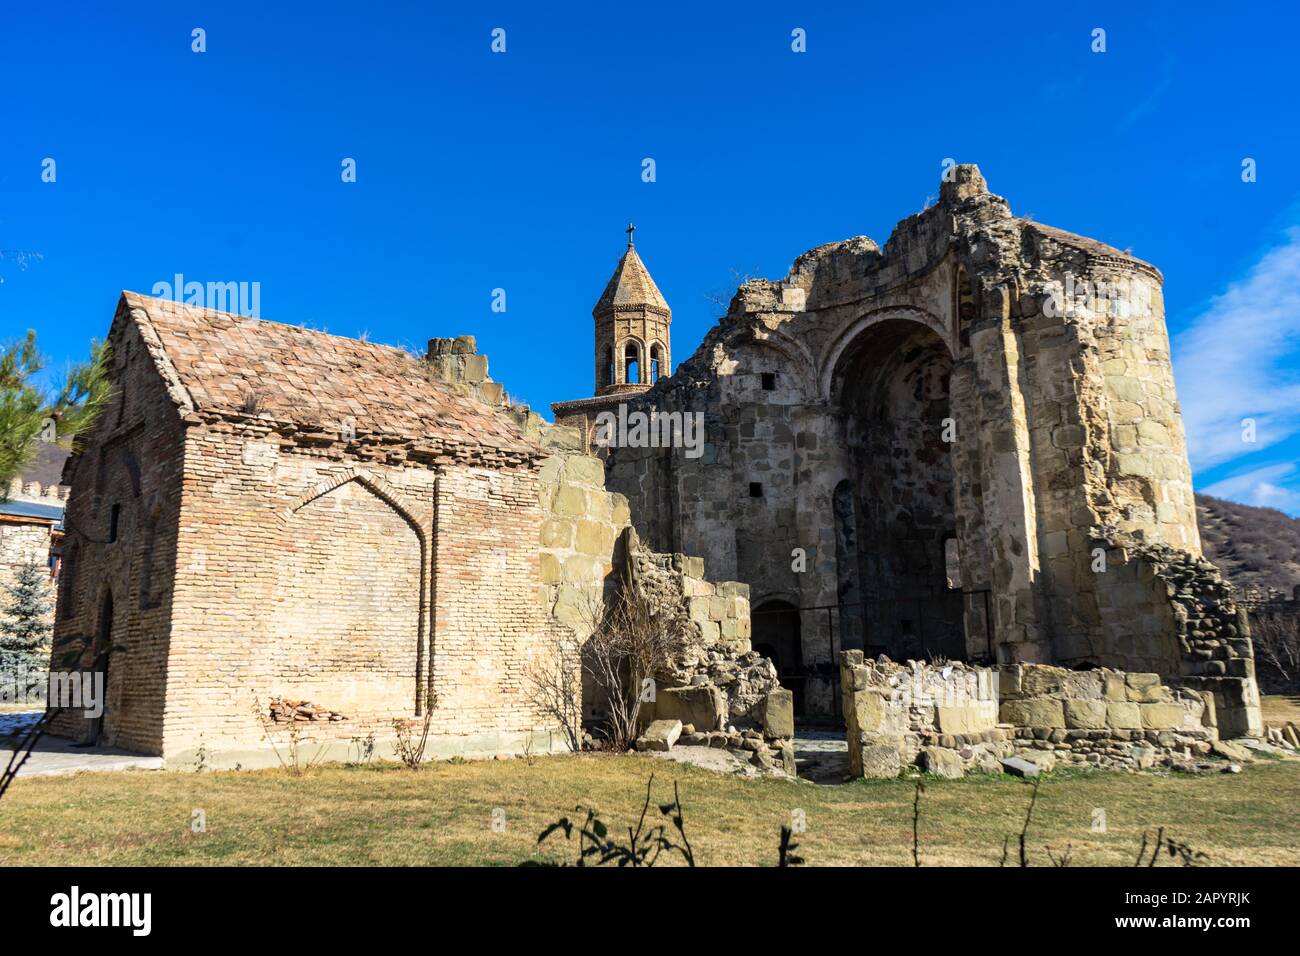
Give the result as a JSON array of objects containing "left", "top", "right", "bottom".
[
  {"left": 552, "top": 484, "right": 587, "bottom": 517},
  {"left": 780, "top": 741, "right": 797, "bottom": 776},
  {"left": 562, "top": 455, "right": 604, "bottom": 486},
  {"left": 1020, "top": 666, "right": 1063, "bottom": 697},
  {"left": 561, "top": 554, "right": 602, "bottom": 583},
  {"left": 999, "top": 697, "right": 1065, "bottom": 728},
  {"left": 655, "top": 685, "right": 726, "bottom": 732},
  {"left": 635, "top": 719, "right": 682, "bottom": 752},
  {"left": 1060, "top": 670, "right": 1103, "bottom": 700},
  {"left": 858, "top": 741, "right": 902, "bottom": 779},
  {"left": 1125, "top": 673, "right": 1164, "bottom": 702},
  {"left": 998, "top": 664, "right": 1023, "bottom": 696},
  {"left": 610, "top": 493, "right": 631, "bottom": 527},
  {"left": 762, "top": 689, "right": 795, "bottom": 739},
  {"left": 918, "top": 747, "right": 964, "bottom": 779},
  {"left": 853, "top": 689, "right": 888, "bottom": 734},
  {"left": 688, "top": 596, "right": 712, "bottom": 625},
  {"left": 1209, "top": 740, "right": 1254, "bottom": 763},
  {"left": 539, "top": 552, "right": 561, "bottom": 585},
  {"left": 1140, "top": 703, "right": 1185, "bottom": 730},
  {"left": 936, "top": 705, "right": 990, "bottom": 735},
  {"left": 539, "top": 519, "right": 571, "bottom": 549},
  {"left": 1103, "top": 672, "right": 1127, "bottom": 702},
  {"left": 462, "top": 354, "right": 488, "bottom": 384},
  {"left": 1106, "top": 701, "right": 1142, "bottom": 730},
  {"left": 1064, "top": 699, "right": 1107, "bottom": 730},
  {"left": 1000, "top": 756, "right": 1040, "bottom": 778},
  {"left": 575, "top": 520, "right": 614, "bottom": 556}
]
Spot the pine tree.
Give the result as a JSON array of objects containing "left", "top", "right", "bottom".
[
  {"left": 0, "top": 560, "right": 53, "bottom": 675},
  {"left": 0, "top": 330, "right": 111, "bottom": 499}
]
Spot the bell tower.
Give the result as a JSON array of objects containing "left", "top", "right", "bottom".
[
  {"left": 551, "top": 227, "right": 673, "bottom": 450},
  {"left": 593, "top": 224, "right": 671, "bottom": 395}
]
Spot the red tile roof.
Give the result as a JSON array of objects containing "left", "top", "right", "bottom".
[{"left": 120, "top": 291, "right": 542, "bottom": 465}]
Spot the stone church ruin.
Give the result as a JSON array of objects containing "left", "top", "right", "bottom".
[{"left": 49, "top": 165, "right": 1263, "bottom": 773}]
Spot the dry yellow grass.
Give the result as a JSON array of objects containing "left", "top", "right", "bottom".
[
  {"left": 1, "top": 751, "right": 1298, "bottom": 866},
  {"left": 1261, "top": 694, "right": 1300, "bottom": 726}
]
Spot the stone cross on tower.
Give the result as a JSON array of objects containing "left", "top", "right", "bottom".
[{"left": 626, "top": 222, "right": 635, "bottom": 246}]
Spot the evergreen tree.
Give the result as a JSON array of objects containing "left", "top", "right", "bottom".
[
  {"left": 0, "top": 560, "right": 53, "bottom": 675},
  {"left": 0, "top": 330, "right": 111, "bottom": 499}
]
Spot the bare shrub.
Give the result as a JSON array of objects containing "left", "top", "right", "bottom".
[
  {"left": 392, "top": 703, "right": 436, "bottom": 770},
  {"left": 1252, "top": 614, "right": 1300, "bottom": 693},
  {"left": 524, "top": 628, "right": 583, "bottom": 753},
  {"left": 582, "top": 585, "right": 692, "bottom": 752},
  {"left": 251, "top": 694, "right": 330, "bottom": 775}
]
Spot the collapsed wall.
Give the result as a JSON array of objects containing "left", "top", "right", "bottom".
[
  {"left": 839, "top": 651, "right": 1260, "bottom": 779},
  {"left": 426, "top": 337, "right": 791, "bottom": 744}
]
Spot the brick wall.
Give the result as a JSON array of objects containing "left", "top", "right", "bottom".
[{"left": 48, "top": 311, "right": 187, "bottom": 753}]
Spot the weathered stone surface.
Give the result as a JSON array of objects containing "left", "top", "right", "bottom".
[
  {"left": 1140, "top": 703, "right": 1186, "bottom": 730},
  {"left": 1000, "top": 698, "right": 1065, "bottom": 729},
  {"left": 780, "top": 740, "right": 797, "bottom": 776},
  {"left": 635, "top": 719, "right": 682, "bottom": 752},
  {"left": 1126, "top": 673, "right": 1165, "bottom": 703},
  {"left": 859, "top": 742, "right": 902, "bottom": 779},
  {"left": 654, "top": 685, "right": 726, "bottom": 732},
  {"left": 1103, "top": 673, "right": 1128, "bottom": 702},
  {"left": 1209, "top": 740, "right": 1254, "bottom": 763},
  {"left": 936, "top": 705, "right": 992, "bottom": 735},
  {"left": 919, "top": 746, "right": 964, "bottom": 779},
  {"left": 853, "top": 690, "right": 888, "bottom": 735},
  {"left": 762, "top": 689, "right": 795, "bottom": 739},
  {"left": 1001, "top": 756, "right": 1041, "bottom": 778},
  {"left": 1106, "top": 702, "right": 1143, "bottom": 730},
  {"left": 1064, "top": 700, "right": 1108, "bottom": 730}
]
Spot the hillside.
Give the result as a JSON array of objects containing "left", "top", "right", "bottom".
[{"left": 1196, "top": 494, "right": 1300, "bottom": 598}]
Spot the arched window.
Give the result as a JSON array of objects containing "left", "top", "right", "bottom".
[
  {"left": 603, "top": 346, "right": 614, "bottom": 387},
  {"left": 624, "top": 343, "right": 640, "bottom": 385},
  {"left": 650, "top": 344, "right": 663, "bottom": 383}
]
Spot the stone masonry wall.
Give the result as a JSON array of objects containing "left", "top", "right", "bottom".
[
  {"left": 429, "top": 337, "right": 786, "bottom": 739},
  {"left": 840, "top": 652, "right": 1220, "bottom": 779},
  {"left": 605, "top": 165, "right": 1261, "bottom": 735}
]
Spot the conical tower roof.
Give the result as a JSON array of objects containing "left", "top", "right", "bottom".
[{"left": 594, "top": 237, "right": 670, "bottom": 317}]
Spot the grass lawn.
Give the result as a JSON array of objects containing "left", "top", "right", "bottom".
[
  {"left": 2, "top": 752, "right": 1298, "bottom": 867},
  {"left": 1261, "top": 694, "right": 1300, "bottom": 726}
]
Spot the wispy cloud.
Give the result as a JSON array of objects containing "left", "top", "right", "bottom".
[
  {"left": 1173, "top": 227, "right": 1300, "bottom": 475},
  {"left": 1201, "top": 462, "right": 1300, "bottom": 514},
  {"left": 1120, "top": 56, "right": 1176, "bottom": 129}
]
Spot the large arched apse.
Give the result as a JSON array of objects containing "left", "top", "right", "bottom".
[{"left": 831, "top": 318, "right": 966, "bottom": 661}]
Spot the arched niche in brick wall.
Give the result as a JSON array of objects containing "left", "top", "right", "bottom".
[{"left": 273, "top": 470, "right": 433, "bottom": 717}]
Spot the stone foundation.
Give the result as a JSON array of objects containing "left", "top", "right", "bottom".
[{"left": 840, "top": 652, "right": 1235, "bottom": 778}]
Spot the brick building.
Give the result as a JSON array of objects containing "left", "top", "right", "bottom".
[{"left": 50, "top": 292, "right": 553, "bottom": 764}]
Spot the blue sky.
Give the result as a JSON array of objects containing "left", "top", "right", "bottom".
[{"left": 2, "top": 1, "right": 1298, "bottom": 513}]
